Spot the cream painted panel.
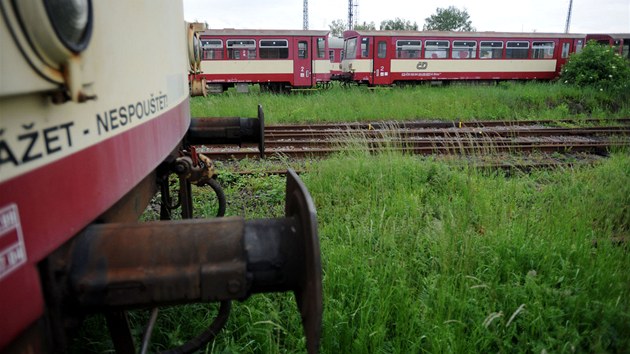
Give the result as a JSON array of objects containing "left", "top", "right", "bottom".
[
  {"left": 201, "top": 60, "right": 293, "bottom": 74},
  {"left": 391, "top": 59, "right": 557, "bottom": 73}
]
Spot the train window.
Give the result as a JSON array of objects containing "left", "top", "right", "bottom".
[
  {"left": 613, "top": 39, "right": 622, "bottom": 53},
  {"left": 531, "top": 41, "right": 555, "bottom": 59},
  {"left": 346, "top": 38, "right": 357, "bottom": 59},
  {"left": 317, "top": 38, "right": 326, "bottom": 58},
  {"left": 259, "top": 39, "right": 289, "bottom": 59},
  {"left": 298, "top": 41, "right": 308, "bottom": 59},
  {"left": 424, "top": 40, "right": 449, "bottom": 59},
  {"left": 361, "top": 37, "right": 370, "bottom": 58},
  {"left": 480, "top": 41, "right": 503, "bottom": 59},
  {"left": 201, "top": 39, "right": 223, "bottom": 60},
  {"left": 575, "top": 40, "right": 584, "bottom": 53},
  {"left": 377, "top": 41, "right": 387, "bottom": 59},
  {"left": 396, "top": 40, "right": 422, "bottom": 59},
  {"left": 622, "top": 40, "right": 630, "bottom": 60},
  {"left": 227, "top": 39, "right": 256, "bottom": 59},
  {"left": 506, "top": 41, "right": 529, "bottom": 59},
  {"left": 452, "top": 41, "right": 477, "bottom": 59},
  {"left": 329, "top": 50, "right": 335, "bottom": 61},
  {"left": 561, "top": 42, "right": 571, "bottom": 58}
]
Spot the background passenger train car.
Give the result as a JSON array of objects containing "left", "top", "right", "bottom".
[
  {"left": 340, "top": 30, "right": 587, "bottom": 86},
  {"left": 328, "top": 36, "right": 345, "bottom": 80},
  {"left": 198, "top": 29, "right": 331, "bottom": 92},
  {"left": 586, "top": 33, "right": 630, "bottom": 59}
]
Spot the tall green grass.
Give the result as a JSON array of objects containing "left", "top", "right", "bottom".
[
  {"left": 305, "top": 151, "right": 629, "bottom": 353},
  {"left": 190, "top": 83, "right": 630, "bottom": 124}
]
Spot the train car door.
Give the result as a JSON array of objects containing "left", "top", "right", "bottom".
[
  {"left": 372, "top": 36, "right": 391, "bottom": 85},
  {"left": 556, "top": 38, "right": 573, "bottom": 73},
  {"left": 294, "top": 37, "right": 312, "bottom": 87}
]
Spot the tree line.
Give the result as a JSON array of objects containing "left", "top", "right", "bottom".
[{"left": 328, "top": 6, "right": 474, "bottom": 37}]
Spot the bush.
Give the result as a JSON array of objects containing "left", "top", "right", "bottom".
[{"left": 560, "top": 40, "right": 630, "bottom": 92}]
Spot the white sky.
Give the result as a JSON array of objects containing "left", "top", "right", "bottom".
[{"left": 183, "top": 0, "right": 630, "bottom": 34}]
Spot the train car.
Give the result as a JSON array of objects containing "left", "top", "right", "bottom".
[
  {"left": 198, "top": 29, "right": 331, "bottom": 93},
  {"left": 329, "top": 36, "right": 345, "bottom": 80},
  {"left": 339, "top": 30, "right": 587, "bottom": 86},
  {"left": 0, "top": 1, "right": 321, "bottom": 353},
  {"left": 586, "top": 33, "right": 630, "bottom": 59}
]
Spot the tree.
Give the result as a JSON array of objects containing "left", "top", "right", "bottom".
[
  {"left": 560, "top": 41, "right": 630, "bottom": 92},
  {"left": 329, "top": 19, "right": 346, "bottom": 37},
  {"left": 355, "top": 21, "right": 376, "bottom": 31},
  {"left": 423, "top": 6, "right": 475, "bottom": 32},
  {"left": 380, "top": 18, "right": 418, "bottom": 31}
]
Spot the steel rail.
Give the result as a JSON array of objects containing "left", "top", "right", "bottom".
[
  {"left": 201, "top": 141, "right": 626, "bottom": 160},
  {"left": 264, "top": 118, "right": 630, "bottom": 131},
  {"left": 264, "top": 127, "right": 630, "bottom": 140}
]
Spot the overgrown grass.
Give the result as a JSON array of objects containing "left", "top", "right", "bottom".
[
  {"left": 306, "top": 151, "right": 629, "bottom": 353},
  {"left": 72, "top": 151, "right": 630, "bottom": 353},
  {"left": 190, "top": 83, "right": 630, "bottom": 124}
]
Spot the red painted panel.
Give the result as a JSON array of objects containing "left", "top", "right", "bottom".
[
  {"left": 373, "top": 37, "right": 391, "bottom": 85},
  {"left": 294, "top": 37, "right": 313, "bottom": 87},
  {"left": 0, "top": 98, "right": 190, "bottom": 348},
  {"left": 202, "top": 73, "right": 294, "bottom": 85}
]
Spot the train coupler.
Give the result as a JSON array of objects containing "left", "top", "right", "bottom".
[
  {"left": 186, "top": 104, "right": 265, "bottom": 158},
  {"left": 56, "top": 169, "right": 321, "bottom": 353}
]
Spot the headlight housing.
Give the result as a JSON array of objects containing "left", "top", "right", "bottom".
[
  {"left": 1, "top": 0, "right": 93, "bottom": 101},
  {"left": 187, "top": 24, "right": 201, "bottom": 73},
  {"left": 44, "top": 0, "right": 93, "bottom": 53}
]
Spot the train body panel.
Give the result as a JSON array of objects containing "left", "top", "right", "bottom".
[
  {"left": 0, "top": 0, "right": 189, "bottom": 348},
  {"left": 195, "top": 29, "right": 331, "bottom": 90},
  {"left": 328, "top": 36, "right": 344, "bottom": 78},
  {"left": 2, "top": 4, "right": 323, "bottom": 353},
  {"left": 339, "top": 30, "right": 598, "bottom": 85}
]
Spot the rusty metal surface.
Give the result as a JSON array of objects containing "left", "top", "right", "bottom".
[
  {"left": 61, "top": 170, "right": 322, "bottom": 352},
  {"left": 190, "top": 77, "right": 207, "bottom": 97},
  {"left": 201, "top": 141, "right": 627, "bottom": 160},
  {"left": 186, "top": 105, "right": 265, "bottom": 158},
  {"left": 187, "top": 117, "right": 262, "bottom": 145},
  {"left": 285, "top": 169, "right": 322, "bottom": 354},
  {"left": 69, "top": 217, "right": 248, "bottom": 306},
  {"left": 264, "top": 118, "right": 630, "bottom": 131}
]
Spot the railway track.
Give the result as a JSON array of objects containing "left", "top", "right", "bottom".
[
  {"left": 264, "top": 118, "right": 630, "bottom": 131},
  {"left": 199, "top": 119, "right": 630, "bottom": 160},
  {"left": 218, "top": 160, "right": 601, "bottom": 177}
]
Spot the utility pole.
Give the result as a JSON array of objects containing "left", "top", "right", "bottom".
[
  {"left": 303, "top": 0, "right": 308, "bottom": 30},
  {"left": 348, "top": 0, "right": 353, "bottom": 30},
  {"left": 348, "top": 0, "right": 358, "bottom": 30},
  {"left": 564, "top": 0, "right": 573, "bottom": 33}
]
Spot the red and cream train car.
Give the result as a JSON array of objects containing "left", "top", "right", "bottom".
[
  {"left": 328, "top": 36, "right": 345, "bottom": 79},
  {"left": 197, "top": 29, "right": 331, "bottom": 92},
  {"left": 585, "top": 33, "right": 630, "bottom": 58},
  {"left": 340, "top": 30, "right": 588, "bottom": 85}
]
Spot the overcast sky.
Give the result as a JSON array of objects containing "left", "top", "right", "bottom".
[{"left": 183, "top": 0, "right": 629, "bottom": 34}]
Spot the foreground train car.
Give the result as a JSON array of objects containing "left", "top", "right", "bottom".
[
  {"left": 197, "top": 29, "right": 331, "bottom": 92},
  {"left": 340, "top": 30, "right": 590, "bottom": 85},
  {"left": 0, "top": 1, "right": 321, "bottom": 353}
]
